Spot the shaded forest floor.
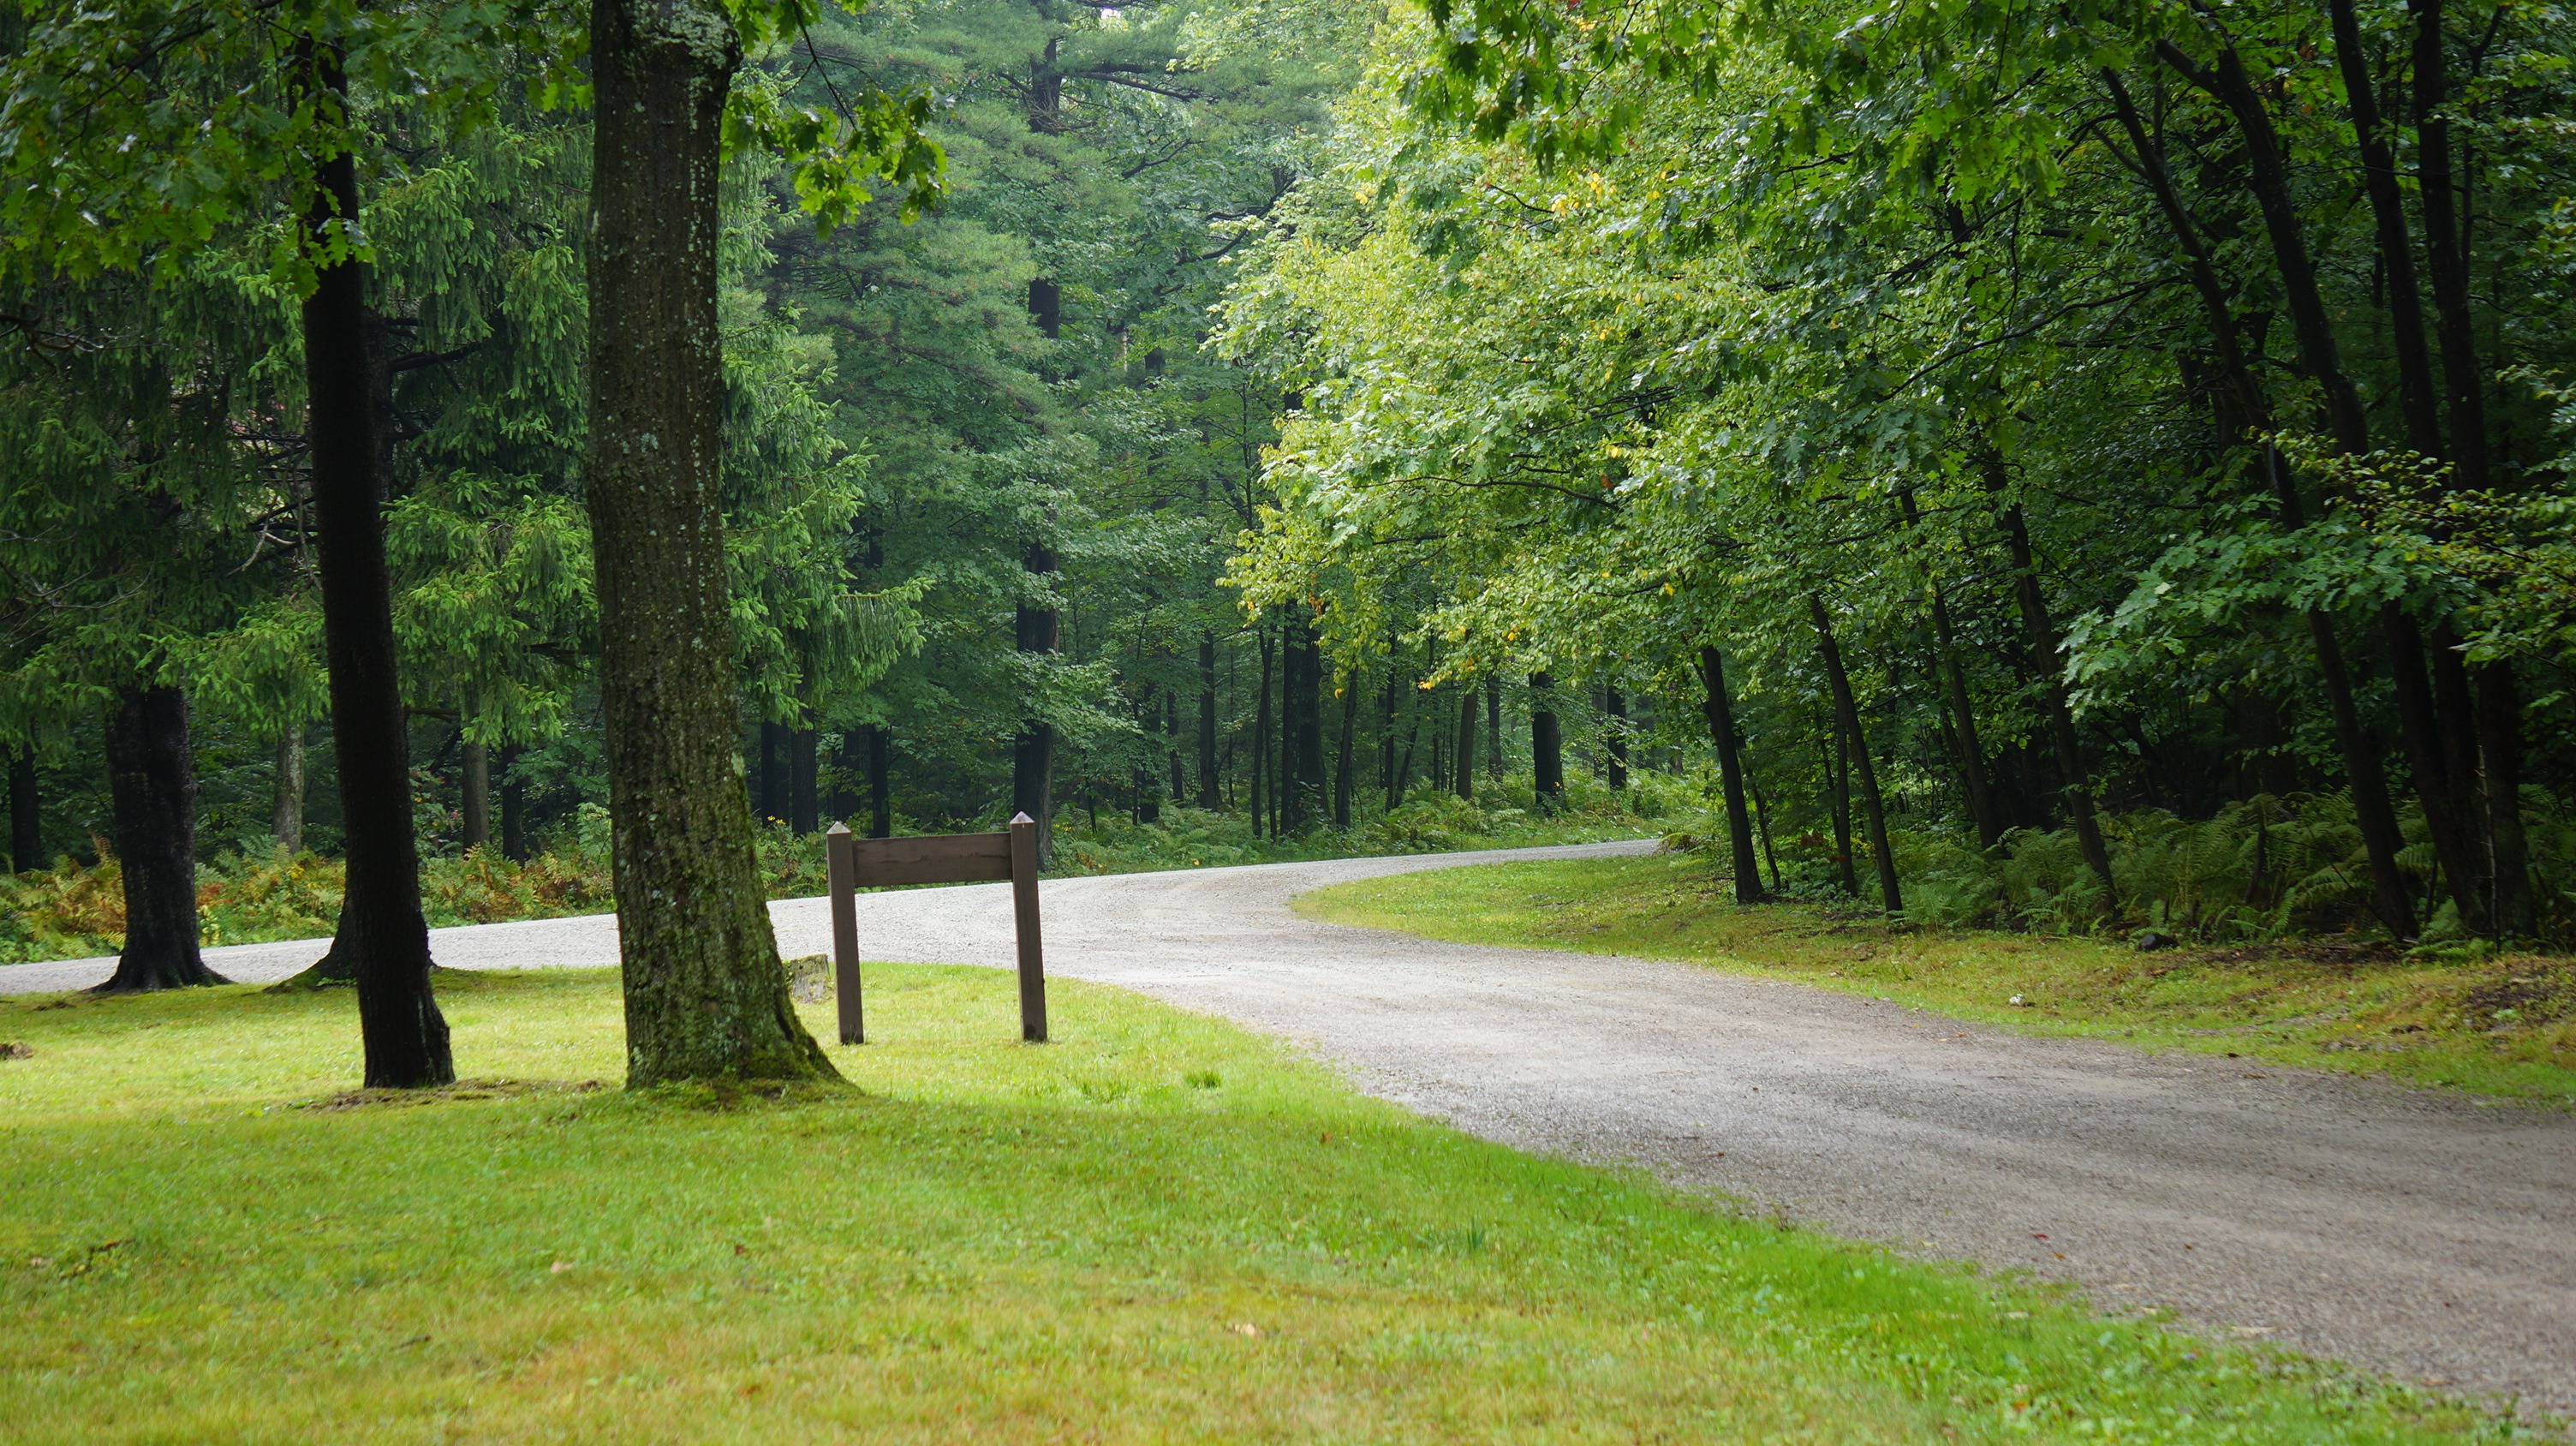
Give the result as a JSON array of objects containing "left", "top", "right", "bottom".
[
  {"left": 0, "top": 966, "right": 2525, "bottom": 1443},
  {"left": 1297, "top": 854, "right": 2576, "bottom": 1104}
]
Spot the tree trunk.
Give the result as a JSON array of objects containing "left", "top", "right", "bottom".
[
  {"left": 1602, "top": 684, "right": 1628, "bottom": 790},
  {"left": 1529, "top": 673, "right": 1562, "bottom": 811},
  {"left": 96, "top": 687, "right": 224, "bottom": 992},
  {"left": 758, "top": 719, "right": 786, "bottom": 825},
  {"left": 1828, "top": 727, "right": 1859, "bottom": 898},
  {"left": 2112, "top": 56, "right": 2411, "bottom": 938},
  {"left": 500, "top": 746, "right": 528, "bottom": 862},
  {"left": 1196, "top": 632, "right": 1219, "bottom": 808},
  {"left": 1808, "top": 596, "right": 1904, "bottom": 915},
  {"left": 1485, "top": 675, "right": 1503, "bottom": 780},
  {"left": 1252, "top": 628, "right": 1273, "bottom": 836},
  {"left": 461, "top": 738, "right": 491, "bottom": 851},
  {"left": 1333, "top": 668, "right": 1359, "bottom": 828},
  {"left": 8, "top": 746, "right": 37, "bottom": 873},
  {"left": 790, "top": 726, "right": 819, "bottom": 835},
  {"left": 2476, "top": 662, "right": 2532, "bottom": 935},
  {"left": 1696, "top": 648, "right": 1764, "bottom": 904},
  {"left": 2325, "top": 0, "right": 2445, "bottom": 457},
  {"left": 587, "top": 0, "right": 832, "bottom": 1086},
  {"left": 1381, "top": 669, "right": 1400, "bottom": 810},
  {"left": 1896, "top": 487, "right": 2000, "bottom": 847},
  {"left": 865, "top": 724, "right": 892, "bottom": 838},
  {"left": 1987, "top": 469, "right": 2115, "bottom": 895},
  {"left": 1291, "top": 624, "right": 1326, "bottom": 831},
  {"left": 1013, "top": 543, "right": 1058, "bottom": 866},
  {"left": 289, "top": 49, "right": 452, "bottom": 1084},
  {"left": 1746, "top": 763, "right": 1785, "bottom": 893},
  {"left": 271, "top": 729, "right": 305, "bottom": 854},
  {"left": 1452, "top": 684, "right": 1478, "bottom": 803}
]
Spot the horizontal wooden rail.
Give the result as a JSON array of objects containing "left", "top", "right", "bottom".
[{"left": 825, "top": 813, "right": 1046, "bottom": 1047}]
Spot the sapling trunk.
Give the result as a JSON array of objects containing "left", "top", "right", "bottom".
[
  {"left": 1809, "top": 598, "right": 1903, "bottom": 915},
  {"left": 1696, "top": 648, "right": 1764, "bottom": 904}
]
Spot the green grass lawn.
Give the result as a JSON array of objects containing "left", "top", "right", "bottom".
[
  {"left": 1296, "top": 853, "right": 2576, "bottom": 1104},
  {"left": 0, "top": 965, "right": 2526, "bottom": 1443}
]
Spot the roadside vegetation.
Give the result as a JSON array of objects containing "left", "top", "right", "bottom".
[
  {"left": 1299, "top": 855, "right": 2576, "bottom": 1103},
  {"left": 0, "top": 965, "right": 2525, "bottom": 1443}
]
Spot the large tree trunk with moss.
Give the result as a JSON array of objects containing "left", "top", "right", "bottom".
[
  {"left": 587, "top": 0, "right": 833, "bottom": 1087},
  {"left": 95, "top": 687, "right": 224, "bottom": 993},
  {"left": 288, "top": 64, "right": 453, "bottom": 1085}
]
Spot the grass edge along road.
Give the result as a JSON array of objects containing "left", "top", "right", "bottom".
[
  {"left": 0, "top": 966, "right": 2525, "bottom": 1443},
  {"left": 1295, "top": 853, "right": 2576, "bottom": 1105}
]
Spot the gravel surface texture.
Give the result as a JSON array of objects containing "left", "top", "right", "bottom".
[{"left": 8, "top": 840, "right": 2569, "bottom": 1416}]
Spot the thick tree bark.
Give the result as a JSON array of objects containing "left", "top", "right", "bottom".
[
  {"left": 1529, "top": 673, "right": 1562, "bottom": 810},
  {"left": 461, "top": 738, "right": 491, "bottom": 851},
  {"left": 272, "top": 730, "right": 305, "bottom": 854},
  {"left": 8, "top": 746, "right": 37, "bottom": 873},
  {"left": 96, "top": 687, "right": 224, "bottom": 992},
  {"left": 587, "top": 0, "right": 832, "bottom": 1086},
  {"left": 1696, "top": 648, "right": 1765, "bottom": 905},
  {"left": 1013, "top": 542, "right": 1058, "bottom": 865},
  {"left": 1196, "top": 633, "right": 1219, "bottom": 808},
  {"left": 1808, "top": 597, "right": 1904, "bottom": 915},
  {"left": 288, "top": 56, "right": 452, "bottom": 1083},
  {"left": 1602, "top": 685, "right": 1628, "bottom": 789},
  {"left": 2153, "top": 41, "right": 2423, "bottom": 938}
]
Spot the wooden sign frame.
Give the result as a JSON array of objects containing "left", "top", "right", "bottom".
[{"left": 823, "top": 811, "right": 1046, "bottom": 1045}]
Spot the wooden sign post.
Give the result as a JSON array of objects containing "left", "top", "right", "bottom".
[{"left": 822, "top": 811, "right": 1048, "bottom": 1045}]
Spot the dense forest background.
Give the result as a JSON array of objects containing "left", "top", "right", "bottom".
[{"left": 5, "top": 0, "right": 2573, "bottom": 962}]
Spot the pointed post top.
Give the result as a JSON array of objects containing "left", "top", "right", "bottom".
[
  {"left": 826, "top": 821, "right": 852, "bottom": 837},
  {"left": 1009, "top": 811, "right": 1035, "bottom": 827}
]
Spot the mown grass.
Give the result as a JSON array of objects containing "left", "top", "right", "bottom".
[
  {"left": 1297, "top": 852, "right": 2576, "bottom": 1104},
  {"left": 0, "top": 965, "right": 2528, "bottom": 1443}
]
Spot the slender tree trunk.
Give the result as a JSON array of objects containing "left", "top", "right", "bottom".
[
  {"left": 1746, "top": 764, "right": 1785, "bottom": 893},
  {"left": 1828, "top": 727, "right": 1859, "bottom": 897},
  {"left": 461, "top": 738, "right": 491, "bottom": 851},
  {"left": 2476, "top": 662, "right": 2532, "bottom": 934},
  {"left": 1809, "top": 597, "right": 1904, "bottom": 915},
  {"left": 1279, "top": 636, "right": 1303, "bottom": 830},
  {"left": 1197, "top": 634, "right": 1220, "bottom": 809},
  {"left": 790, "top": 725, "right": 819, "bottom": 835},
  {"left": 1381, "top": 669, "right": 1399, "bottom": 810},
  {"left": 1529, "top": 673, "right": 1562, "bottom": 810},
  {"left": 1292, "top": 626, "right": 1325, "bottom": 830},
  {"left": 288, "top": 48, "right": 451, "bottom": 1083},
  {"left": 1166, "top": 693, "right": 1186, "bottom": 810},
  {"left": 273, "top": 729, "right": 305, "bottom": 855},
  {"left": 1896, "top": 488, "right": 2000, "bottom": 847},
  {"left": 587, "top": 0, "right": 831, "bottom": 1085},
  {"left": 1251, "top": 628, "right": 1273, "bottom": 837},
  {"left": 1603, "top": 685, "right": 1629, "bottom": 790},
  {"left": 95, "top": 687, "right": 224, "bottom": 992},
  {"left": 9, "top": 746, "right": 39, "bottom": 873},
  {"left": 500, "top": 746, "right": 528, "bottom": 862},
  {"left": 1485, "top": 675, "right": 1503, "bottom": 780},
  {"left": 1986, "top": 468, "right": 2115, "bottom": 894},
  {"left": 1453, "top": 684, "right": 1478, "bottom": 803},
  {"left": 759, "top": 720, "right": 786, "bottom": 826},
  {"left": 1013, "top": 543, "right": 1058, "bottom": 865},
  {"left": 865, "top": 724, "right": 891, "bottom": 839},
  {"left": 1333, "top": 670, "right": 1358, "bottom": 828},
  {"left": 1696, "top": 648, "right": 1764, "bottom": 904},
  {"left": 2154, "top": 40, "right": 2421, "bottom": 938}
]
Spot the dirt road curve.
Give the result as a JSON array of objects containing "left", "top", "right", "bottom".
[{"left": 8, "top": 840, "right": 2570, "bottom": 1414}]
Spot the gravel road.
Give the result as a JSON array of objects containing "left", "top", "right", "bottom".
[{"left": 8, "top": 840, "right": 2570, "bottom": 1415}]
